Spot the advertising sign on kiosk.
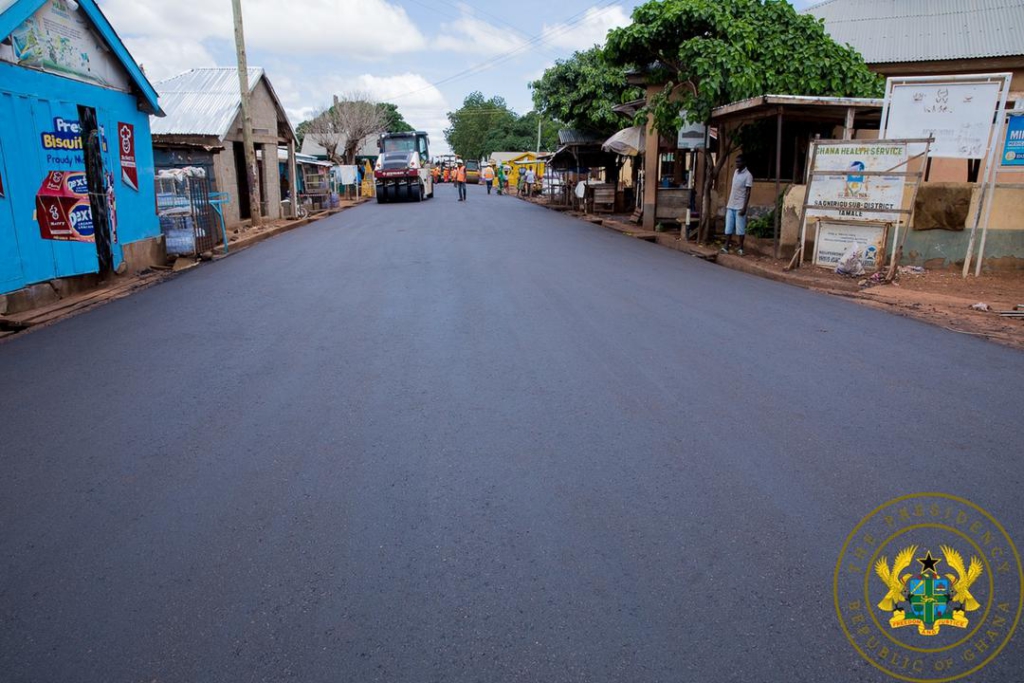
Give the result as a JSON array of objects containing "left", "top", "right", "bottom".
[{"left": 35, "top": 170, "right": 95, "bottom": 242}]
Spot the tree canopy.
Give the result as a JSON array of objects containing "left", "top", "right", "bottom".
[
  {"left": 531, "top": 46, "right": 642, "bottom": 136},
  {"left": 605, "top": 0, "right": 884, "bottom": 133},
  {"left": 482, "top": 111, "right": 560, "bottom": 156},
  {"left": 380, "top": 103, "right": 414, "bottom": 133},
  {"left": 605, "top": 0, "right": 885, "bottom": 240},
  {"left": 444, "top": 92, "right": 558, "bottom": 160}
]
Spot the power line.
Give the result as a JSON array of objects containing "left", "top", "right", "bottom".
[
  {"left": 426, "top": 2, "right": 619, "bottom": 90},
  {"left": 389, "top": 1, "right": 621, "bottom": 103},
  {"left": 417, "top": 0, "right": 566, "bottom": 60}
]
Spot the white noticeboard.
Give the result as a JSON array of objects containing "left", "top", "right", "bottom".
[
  {"left": 806, "top": 142, "right": 907, "bottom": 223},
  {"left": 881, "top": 78, "right": 1005, "bottom": 159},
  {"left": 813, "top": 222, "right": 887, "bottom": 270}
]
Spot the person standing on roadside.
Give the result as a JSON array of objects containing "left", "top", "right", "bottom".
[
  {"left": 455, "top": 161, "right": 467, "bottom": 201},
  {"left": 482, "top": 164, "right": 495, "bottom": 195},
  {"left": 721, "top": 154, "right": 753, "bottom": 256},
  {"left": 523, "top": 167, "right": 536, "bottom": 199}
]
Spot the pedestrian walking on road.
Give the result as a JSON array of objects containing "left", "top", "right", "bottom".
[
  {"left": 482, "top": 164, "right": 495, "bottom": 194},
  {"left": 721, "top": 155, "right": 753, "bottom": 256},
  {"left": 455, "top": 161, "right": 467, "bottom": 201},
  {"left": 495, "top": 164, "right": 506, "bottom": 195}
]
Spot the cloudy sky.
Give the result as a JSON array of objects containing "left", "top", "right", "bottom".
[{"left": 99, "top": 0, "right": 818, "bottom": 154}]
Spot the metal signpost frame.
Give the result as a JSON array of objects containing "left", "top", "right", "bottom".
[
  {"left": 974, "top": 108, "right": 1024, "bottom": 276},
  {"left": 878, "top": 73, "right": 1013, "bottom": 278},
  {"left": 795, "top": 139, "right": 930, "bottom": 273}
]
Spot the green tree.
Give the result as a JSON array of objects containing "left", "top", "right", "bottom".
[
  {"left": 605, "top": 0, "right": 883, "bottom": 240},
  {"left": 483, "top": 111, "right": 560, "bottom": 155},
  {"left": 380, "top": 103, "right": 415, "bottom": 133},
  {"left": 531, "top": 46, "right": 641, "bottom": 136},
  {"left": 444, "top": 92, "right": 518, "bottom": 160},
  {"left": 295, "top": 119, "right": 312, "bottom": 148}
]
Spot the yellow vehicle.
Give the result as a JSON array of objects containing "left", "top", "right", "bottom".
[{"left": 464, "top": 160, "right": 481, "bottom": 184}]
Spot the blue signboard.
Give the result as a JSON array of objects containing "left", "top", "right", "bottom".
[{"left": 1004, "top": 115, "right": 1024, "bottom": 166}]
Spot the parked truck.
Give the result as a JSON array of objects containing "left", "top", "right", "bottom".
[{"left": 374, "top": 131, "right": 434, "bottom": 203}]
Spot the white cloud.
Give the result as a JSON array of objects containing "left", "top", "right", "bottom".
[
  {"left": 435, "top": 13, "right": 522, "bottom": 55},
  {"left": 347, "top": 73, "right": 451, "bottom": 153},
  {"left": 101, "top": 0, "right": 426, "bottom": 55},
  {"left": 540, "top": 5, "right": 630, "bottom": 51},
  {"left": 100, "top": 0, "right": 228, "bottom": 41},
  {"left": 344, "top": 73, "right": 448, "bottom": 111},
  {"left": 126, "top": 37, "right": 217, "bottom": 83},
  {"left": 244, "top": 0, "right": 426, "bottom": 54},
  {"left": 291, "top": 72, "right": 452, "bottom": 155}
]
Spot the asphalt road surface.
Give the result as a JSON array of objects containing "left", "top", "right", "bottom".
[{"left": 2, "top": 182, "right": 1023, "bottom": 683}]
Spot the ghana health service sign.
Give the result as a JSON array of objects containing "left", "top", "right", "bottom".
[{"left": 806, "top": 141, "right": 908, "bottom": 224}]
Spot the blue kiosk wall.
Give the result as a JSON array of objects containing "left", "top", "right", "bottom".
[{"left": 0, "top": 0, "right": 162, "bottom": 297}]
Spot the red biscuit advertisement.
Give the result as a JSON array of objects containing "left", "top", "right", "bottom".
[
  {"left": 118, "top": 122, "right": 138, "bottom": 191},
  {"left": 35, "top": 171, "right": 95, "bottom": 242}
]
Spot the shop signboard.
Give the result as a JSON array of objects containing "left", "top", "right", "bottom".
[
  {"left": 813, "top": 221, "right": 887, "bottom": 270},
  {"left": 1003, "top": 114, "right": 1024, "bottom": 166},
  {"left": 35, "top": 170, "right": 94, "bottom": 242},
  {"left": 806, "top": 142, "right": 907, "bottom": 224},
  {"left": 118, "top": 122, "right": 138, "bottom": 190},
  {"left": 882, "top": 78, "right": 1005, "bottom": 159},
  {"left": 8, "top": 0, "right": 130, "bottom": 90}
]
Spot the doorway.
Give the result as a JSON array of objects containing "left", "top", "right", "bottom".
[
  {"left": 233, "top": 141, "right": 251, "bottom": 220},
  {"left": 77, "top": 105, "right": 114, "bottom": 274}
]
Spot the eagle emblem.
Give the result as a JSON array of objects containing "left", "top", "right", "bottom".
[{"left": 874, "top": 546, "right": 983, "bottom": 636}]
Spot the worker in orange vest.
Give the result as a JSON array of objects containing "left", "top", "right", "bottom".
[
  {"left": 481, "top": 164, "right": 495, "bottom": 195},
  {"left": 443, "top": 167, "right": 450, "bottom": 183},
  {"left": 455, "top": 161, "right": 467, "bottom": 201}
]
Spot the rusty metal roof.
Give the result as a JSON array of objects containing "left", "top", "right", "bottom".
[
  {"left": 558, "top": 130, "right": 604, "bottom": 146},
  {"left": 152, "top": 67, "right": 293, "bottom": 141},
  {"left": 804, "top": 0, "right": 1024, "bottom": 64}
]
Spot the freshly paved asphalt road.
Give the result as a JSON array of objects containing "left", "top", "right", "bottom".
[{"left": 2, "top": 182, "right": 1023, "bottom": 682}]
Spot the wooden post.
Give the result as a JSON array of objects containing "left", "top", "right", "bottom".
[
  {"left": 232, "top": 0, "right": 262, "bottom": 227},
  {"left": 843, "top": 107, "right": 855, "bottom": 140},
  {"left": 793, "top": 141, "right": 820, "bottom": 269},
  {"left": 642, "top": 109, "right": 659, "bottom": 230}
]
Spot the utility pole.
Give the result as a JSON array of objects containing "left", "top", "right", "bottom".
[
  {"left": 232, "top": 0, "right": 262, "bottom": 227},
  {"left": 537, "top": 119, "right": 542, "bottom": 154}
]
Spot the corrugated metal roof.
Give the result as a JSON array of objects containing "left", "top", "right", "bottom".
[
  {"left": 151, "top": 67, "right": 263, "bottom": 138},
  {"left": 804, "top": 0, "right": 1024, "bottom": 64},
  {"left": 558, "top": 130, "right": 603, "bottom": 146},
  {"left": 488, "top": 152, "right": 524, "bottom": 164}
]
